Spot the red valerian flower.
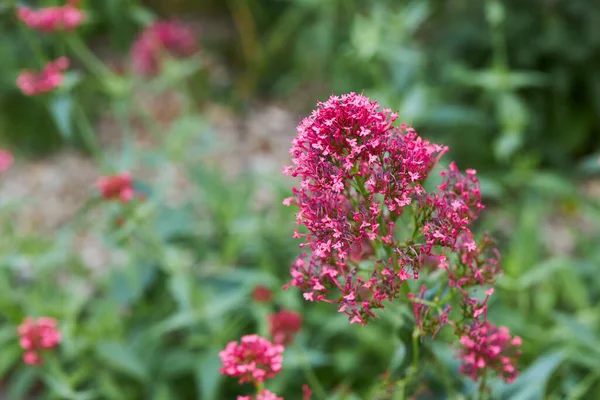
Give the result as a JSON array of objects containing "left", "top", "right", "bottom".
[
  {"left": 130, "top": 20, "right": 198, "bottom": 76},
  {"left": 456, "top": 321, "right": 522, "bottom": 383},
  {"left": 283, "top": 92, "right": 448, "bottom": 324},
  {"left": 268, "top": 310, "right": 302, "bottom": 345},
  {"left": 284, "top": 92, "right": 520, "bottom": 385},
  {"left": 302, "top": 384, "right": 312, "bottom": 400},
  {"left": 16, "top": 57, "right": 70, "bottom": 96},
  {"left": 0, "top": 149, "right": 14, "bottom": 173},
  {"left": 17, "top": 3, "right": 86, "bottom": 33},
  {"left": 97, "top": 172, "right": 134, "bottom": 202},
  {"left": 219, "top": 334, "right": 284, "bottom": 385},
  {"left": 252, "top": 285, "right": 273, "bottom": 303},
  {"left": 17, "top": 317, "right": 61, "bottom": 365}
]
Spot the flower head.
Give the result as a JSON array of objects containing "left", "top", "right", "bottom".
[
  {"left": 284, "top": 93, "right": 448, "bottom": 323},
  {"left": 130, "top": 20, "right": 198, "bottom": 76},
  {"left": 268, "top": 310, "right": 302, "bottom": 345},
  {"left": 456, "top": 321, "right": 521, "bottom": 383},
  {"left": 17, "top": 317, "right": 61, "bottom": 365},
  {"left": 16, "top": 57, "right": 70, "bottom": 96},
  {"left": 97, "top": 172, "right": 134, "bottom": 202},
  {"left": 0, "top": 149, "right": 14, "bottom": 173},
  {"left": 252, "top": 285, "right": 273, "bottom": 303},
  {"left": 17, "top": 3, "right": 86, "bottom": 33},
  {"left": 219, "top": 334, "right": 284, "bottom": 385}
]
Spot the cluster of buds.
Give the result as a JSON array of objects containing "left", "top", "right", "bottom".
[
  {"left": 283, "top": 92, "right": 521, "bottom": 384},
  {"left": 17, "top": 1, "right": 86, "bottom": 33},
  {"left": 97, "top": 172, "right": 135, "bottom": 202},
  {"left": 17, "top": 317, "right": 61, "bottom": 365},
  {"left": 268, "top": 310, "right": 302, "bottom": 346},
  {"left": 130, "top": 21, "right": 198, "bottom": 77},
  {"left": 457, "top": 322, "right": 522, "bottom": 383},
  {"left": 16, "top": 57, "right": 70, "bottom": 97}
]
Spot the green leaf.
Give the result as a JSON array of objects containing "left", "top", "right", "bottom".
[
  {"left": 96, "top": 341, "right": 149, "bottom": 383},
  {"left": 6, "top": 366, "right": 38, "bottom": 400},
  {"left": 389, "top": 341, "right": 407, "bottom": 372},
  {"left": 169, "top": 274, "right": 193, "bottom": 312},
  {"left": 130, "top": 5, "right": 156, "bottom": 26},
  {"left": 48, "top": 95, "right": 73, "bottom": 141},
  {"left": 496, "top": 351, "right": 564, "bottom": 400},
  {"left": 196, "top": 350, "right": 223, "bottom": 400},
  {"left": 518, "top": 257, "right": 569, "bottom": 289},
  {"left": 0, "top": 346, "right": 21, "bottom": 377},
  {"left": 151, "top": 383, "right": 174, "bottom": 400}
]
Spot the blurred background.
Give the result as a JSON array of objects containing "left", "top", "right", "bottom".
[{"left": 1, "top": 0, "right": 600, "bottom": 399}]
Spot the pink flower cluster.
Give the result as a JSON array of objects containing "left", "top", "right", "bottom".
[
  {"left": 457, "top": 321, "right": 522, "bottom": 383},
  {"left": 16, "top": 57, "right": 70, "bottom": 96},
  {"left": 17, "top": 3, "right": 86, "bottom": 33},
  {"left": 130, "top": 21, "right": 198, "bottom": 76},
  {"left": 283, "top": 92, "right": 450, "bottom": 324},
  {"left": 252, "top": 285, "right": 274, "bottom": 303},
  {"left": 17, "top": 317, "right": 61, "bottom": 365},
  {"left": 268, "top": 310, "right": 302, "bottom": 345},
  {"left": 219, "top": 334, "right": 284, "bottom": 385},
  {"left": 284, "top": 92, "right": 521, "bottom": 384},
  {"left": 238, "top": 390, "right": 283, "bottom": 400},
  {"left": 407, "top": 285, "right": 451, "bottom": 339},
  {"left": 97, "top": 172, "right": 134, "bottom": 202},
  {"left": 0, "top": 149, "right": 13, "bottom": 173}
]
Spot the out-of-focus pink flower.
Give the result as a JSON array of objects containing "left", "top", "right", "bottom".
[
  {"left": 302, "top": 385, "right": 312, "bottom": 400},
  {"left": 237, "top": 390, "right": 283, "bottom": 400},
  {"left": 97, "top": 172, "right": 134, "bottom": 202},
  {"left": 17, "top": 317, "right": 61, "bottom": 365},
  {"left": 0, "top": 149, "right": 14, "bottom": 173},
  {"left": 268, "top": 310, "right": 302, "bottom": 345},
  {"left": 17, "top": 4, "right": 86, "bottom": 33},
  {"left": 456, "top": 321, "right": 521, "bottom": 383},
  {"left": 16, "top": 57, "right": 70, "bottom": 96},
  {"left": 130, "top": 20, "right": 198, "bottom": 77},
  {"left": 219, "top": 334, "right": 284, "bottom": 385},
  {"left": 252, "top": 285, "right": 273, "bottom": 303}
]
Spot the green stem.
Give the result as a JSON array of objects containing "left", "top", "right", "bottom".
[
  {"left": 477, "top": 373, "right": 488, "bottom": 400},
  {"left": 65, "top": 34, "right": 114, "bottom": 79},
  {"left": 74, "top": 102, "right": 104, "bottom": 166},
  {"left": 114, "top": 101, "right": 135, "bottom": 171},
  {"left": 18, "top": 23, "right": 47, "bottom": 67},
  {"left": 411, "top": 328, "right": 420, "bottom": 371},
  {"left": 295, "top": 345, "right": 327, "bottom": 400}
]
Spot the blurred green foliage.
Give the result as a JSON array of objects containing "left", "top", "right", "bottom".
[{"left": 1, "top": 0, "right": 600, "bottom": 399}]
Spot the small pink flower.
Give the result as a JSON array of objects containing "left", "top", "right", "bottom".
[
  {"left": 16, "top": 57, "right": 70, "bottom": 96},
  {"left": 0, "top": 149, "right": 14, "bottom": 173},
  {"left": 219, "top": 334, "right": 284, "bottom": 385},
  {"left": 17, "top": 3, "right": 86, "bottom": 33},
  {"left": 456, "top": 321, "right": 521, "bottom": 383},
  {"left": 268, "top": 310, "right": 302, "bottom": 345},
  {"left": 97, "top": 172, "right": 134, "bottom": 202},
  {"left": 17, "top": 317, "right": 61, "bottom": 365},
  {"left": 252, "top": 285, "right": 273, "bottom": 303},
  {"left": 130, "top": 20, "right": 198, "bottom": 76},
  {"left": 302, "top": 385, "right": 312, "bottom": 400}
]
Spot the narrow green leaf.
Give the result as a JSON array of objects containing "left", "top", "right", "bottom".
[{"left": 96, "top": 341, "right": 149, "bottom": 383}]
